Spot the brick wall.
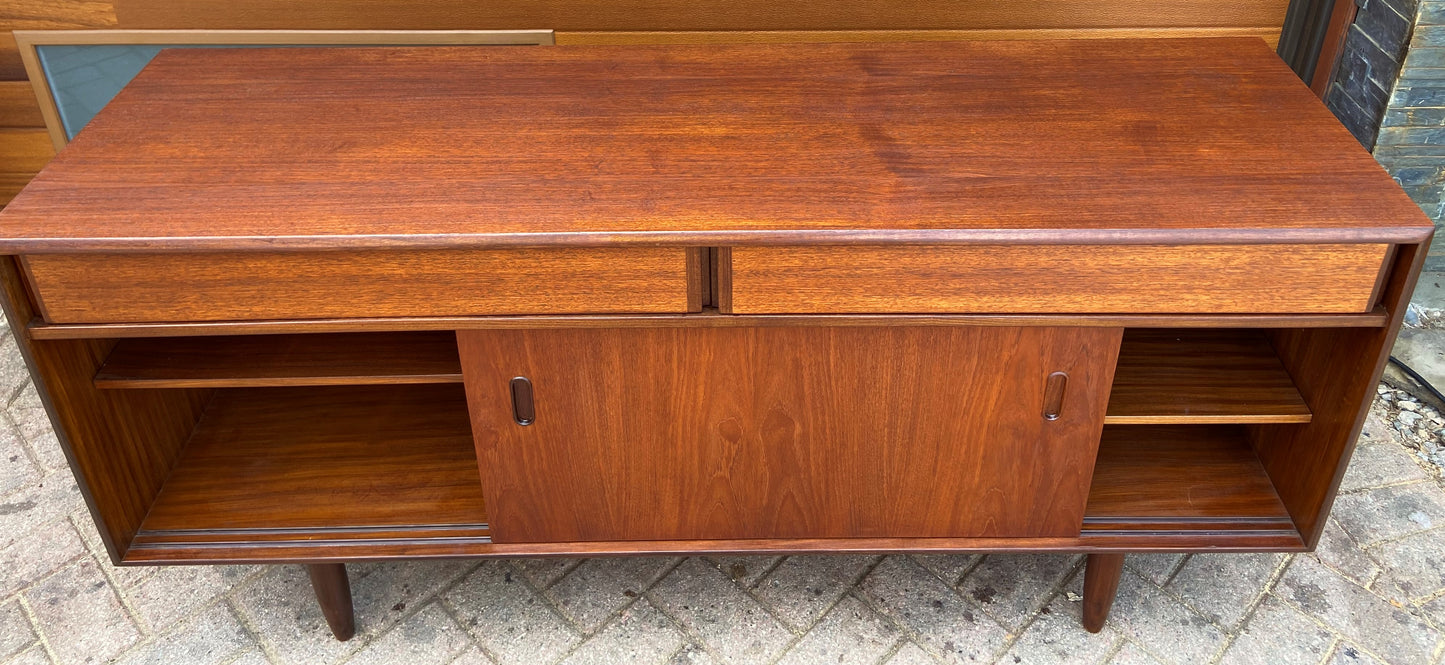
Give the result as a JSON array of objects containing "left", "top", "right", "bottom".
[
  {"left": 1325, "top": 0, "right": 1445, "bottom": 269},
  {"left": 1326, "top": 0, "right": 1417, "bottom": 146}
]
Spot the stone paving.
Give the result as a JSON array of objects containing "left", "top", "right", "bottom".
[{"left": 2, "top": 327, "right": 1445, "bottom": 664}]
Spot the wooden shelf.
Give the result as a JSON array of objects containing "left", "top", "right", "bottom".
[
  {"left": 95, "top": 332, "right": 462, "bottom": 389},
  {"left": 1105, "top": 330, "right": 1311, "bottom": 425},
  {"left": 1084, "top": 425, "right": 1295, "bottom": 535},
  {"left": 127, "top": 384, "right": 489, "bottom": 562}
]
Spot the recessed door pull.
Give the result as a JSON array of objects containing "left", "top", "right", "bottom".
[
  {"left": 510, "top": 376, "right": 535, "bottom": 426},
  {"left": 1043, "top": 371, "right": 1068, "bottom": 421}
]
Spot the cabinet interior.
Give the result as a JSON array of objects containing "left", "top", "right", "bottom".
[{"left": 89, "top": 326, "right": 1324, "bottom": 561}]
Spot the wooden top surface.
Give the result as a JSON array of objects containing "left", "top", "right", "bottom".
[{"left": 0, "top": 38, "right": 1431, "bottom": 252}]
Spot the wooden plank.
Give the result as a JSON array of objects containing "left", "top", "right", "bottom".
[
  {"left": 727, "top": 244, "right": 1389, "bottom": 315},
  {"left": 1, "top": 0, "right": 118, "bottom": 30},
  {"left": 95, "top": 332, "right": 463, "bottom": 389},
  {"left": 0, "top": 127, "right": 53, "bottom": 205},
  {"left": 557, "top": 27, "right": 1282, "bottom": 48},
  {"left": 0, "top": 128, "right": 53, "bottom": 204},
  {"left": 25, "top": 308, "right": 1395, "bottom": 340},
  {"left": 1084, "top": 425, "right": 1293, "bottom": 530},
  {"left": 111, "top": 0, "right": 1288, "bottom": 32},
  {"left": 136, "top": 384, "right": 488, "bottom": 533},
  {"left": 22, "top": 247, "right": 694, "bottom": 323},
  {"left": 1105, "top": 329, "right": 1311, "bottom": 425},
  {"left": 0, "top": 33, "right": 24, "bottom": 81},
  {"left": 0, "top": 81, "right": 44, "bottom": 127},
  {"left": 0, "top": 40, "right": 1431, "bottom": 252},
  {"left": 460, "top": 326, "right": 1122, "bottom": 542},
  {"left": 122, "top": 530, "right": 1307, "bottom": 564}
]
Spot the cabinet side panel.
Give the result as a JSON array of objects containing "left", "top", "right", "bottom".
[
  {"left": 460, "top": 325, "right": 1121, "bottom": 543},
  {"left": 1251, "top": 241, "right": 1428, "bottom": 546},
  {"left": 0, "top": 257, "right": 210, "bottom": 561}
]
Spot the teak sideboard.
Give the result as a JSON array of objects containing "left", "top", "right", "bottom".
[{"left": 0, "top": 38, "right": 1432, "bottom": 640}]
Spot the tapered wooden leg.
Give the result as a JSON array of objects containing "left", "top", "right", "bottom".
[
  {"left": 307, "top": 564, "right": 355, "bottom": 641},
  {"left": 1082, "top": 553, "right": 1125, "bottom": 633}
]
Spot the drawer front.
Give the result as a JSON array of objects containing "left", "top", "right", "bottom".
[
  {"left": 24, "top": 247, "right": 699, "bottom": 323},
  {"left": 725, "top": 244, "right": 1390, "bottom": 314},
  {"left": 460, "top": 326, "right": 1122, "bottom": 543}
]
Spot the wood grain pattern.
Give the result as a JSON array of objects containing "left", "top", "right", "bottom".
[
  {"left": 22, "top": 247, "right": 694, "bottom": 323},
  {"left": 0, "top": 40, "right": 1432, "bottom": 252},
  {"left": 0, "top": 257, "right": 209, "bottom": 561},
  {"left": 0, "top": 81, "right": 44, "bottom": 127},
  {"left": 1106, "top": 329, "right": 1311, "bottom": 424},
  {"left": 137, "top": 385, "right": 488, "bottom": 533},
  {"left": 556, "top": 28, "right": 1282, "bottom": 47},
  {"left": 110, "top": 0, "right": 1289, "bottom": 31},
  {"left": 24, "top": 308, "right": 1394, "bottom": 341},
  {"left": 0, "top": 34, "right": 23, "bottom": 81},
  {"left": 459, "top": 326, "right": 1121, "bottom": 543},
  {"left": 0, "top": 0, "right": 119, "bottom": 79},
  {"left": 0, "top": 128, "right": 52, "bottom": 205},
  {"left": 94, "top": 332, "right": 462, "bottom": 389},
  {"left": 1084, "top": 425, "right": 1293, "bottom": 531},
  {"left": 1251, "top": 240, "right": 1432, "bottom": 546},
  {"left": 727, "top": 244, "right": 1389, "bottom": 314}
]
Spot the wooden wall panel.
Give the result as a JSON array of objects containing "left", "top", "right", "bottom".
[
  {"left": 0, "top": 128, "right": 53, "bottom": 205},
  {"left": 0, "top": 0, "right": 118, "bottom": 79},
  {"left": 0, "top": 33, "right": 24, "bottom": 81},
  {"left": 557, "top": 28, "right": 1283, "bottom": 48},
  {"left": 0, "top": 81, "right": 44, "bottom": 127},
  {"left": 109, "top": 0, "right": 1289, "bottom": 32}
]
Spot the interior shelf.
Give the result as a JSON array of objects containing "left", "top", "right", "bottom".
[
  {"left": 95, "top": 332, "right": 463, "bottom": 389},
  {"left": 1083, "top": 425, "right": 1295, "bottom": 535},
  {"left": 128, "top": 384, "right": 488, "bottom": 561},
  {"left": 1105, "top": 329, "right": 1311, "bottom": 425}
]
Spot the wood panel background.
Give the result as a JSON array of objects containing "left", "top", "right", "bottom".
[{"left": 0, "top": 0, "right": 1290, "bottom": 206}]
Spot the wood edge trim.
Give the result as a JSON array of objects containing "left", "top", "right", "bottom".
[
  {"left": 0, "top": 230, "right": 1430, "bottom": 255},
  {"left": 1308, "top": 0, "right": 1359, "bottom": 97},
  {"left": 1367, "top": 244, "right": 1398, "bottom": 312},
  {"left": 13, "top": 256, "right": 53, "bottom": 324},
  {"left": 0, "top": 257, "right": 128, "bottom": 564},
  {"left": 27, "top": 308, "right": 1393, "bottom": 340},
  {"left": 121, "top": 532, "right": 1308, "bottom": 564},
  {"left": 685, "top": 247, "right": 704, "bottom": 312},
  {"left": 10, "top": 34, "right": 68, "bottom": 153},
  {"left": 1298, "top": 239, "right": 1433, "bottom": 547},
  {"left": 1101, "top": 414, "right": 1313, "bottom": 425},
  {"left": 715, "top": 247, "right": 733, "bottom": 313},
  {"left": 10, "top": 29, "right": 555, "bottom": 46},
  {"left": 554, "top": 28, "right": 1284, "bottom": 45},
  {"left": 94, "top": 375, "right": 465, "bottom": 390}
]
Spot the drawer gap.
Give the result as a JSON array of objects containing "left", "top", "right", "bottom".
[{"left": 94, "top": 332, "right": 463, "bottom": 389}]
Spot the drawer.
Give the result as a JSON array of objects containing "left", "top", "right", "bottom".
[
  {"left": 23, "top": 247, "right": 700, "bottom": 323},
  {"left": 723, "top": 244, "right": 1391, "bottom": 314}
]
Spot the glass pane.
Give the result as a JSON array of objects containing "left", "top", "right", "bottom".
[{"left": 37, "top": 44, "right": 165, "bottom": 140}]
